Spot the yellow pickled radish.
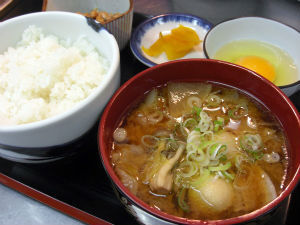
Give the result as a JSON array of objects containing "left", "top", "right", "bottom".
[{"left": 142, "top": 25, "right": 201, "bottom": 60}]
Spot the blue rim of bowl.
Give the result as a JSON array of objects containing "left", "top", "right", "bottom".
[
  {"left": 130, "top": 13, "right": 213, "bottom": 67},
  {"left": 203, "top": 16, "right": 300, "bottom": 90}
]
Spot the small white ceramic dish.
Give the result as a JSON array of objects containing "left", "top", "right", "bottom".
[
  {"left": 203, "top": 17, "right": 300, "bottom": 96},
  {"left": 130, "top": 13, "right": 213, "bottom": 67},
  {"left": 0, "top": 11, "right": 120, "bottom": 162},
  {"left": 43, "top": 0, "right": 133, "bottom": 50}
]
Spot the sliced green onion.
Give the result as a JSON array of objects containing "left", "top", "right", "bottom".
[
  {"left": 186, "top": 147, "right": 195, "bottom": 159},
  {"left": 209, "top": 162, "right": 232, "bottom": 171},
  {"left": 214, "top": 124, "right": 220, "bottom": 132},
  {"left": 188, "top": 96, "right": 202, "bottom": 108},
  {"left": 198, "top": 140, "right": 213, "bottom": 150},
  {"left": 234, "top": 154, "right": 247, "bottom": 168},
  {"left": 213, "top": 117, "right": 225, "bottom": 132},
  {"left": 200, "top": 131, "right": 214, "bottom": 141},
  {"left": 194, "top": 127, "right": 200, "bottom": 132},
  {"left": 217, "top": 117, "right": 225, "bottom": 124},
  {"left": 208, "top": 159, "right": 219, "bottom": 166},
  {"left": 208, "top": 143, "right": 219, "bottom": 157},
  {"left": 198, "top": 111, "right": 213, "bottom": 132},
  {"left": 141, "top": 135, "right": 159, "bottom": 148},
  {"left": 221, "top": 171, "right": 235, "bottom": 181},
  {"left": 251, "top": 151, "right": 264, "bottom": 160},
  {"left": 208, "top": 143, "right": 227, "bottom": 160},
  {"left": 187, "top": 130, "right": 202, "bottom": 146},
  {"left": 198, "top": 156, "right": 210, "bottom": 167},
  {"left": 186, "top": 142, "right": 197, "bottom": 153},
  {"left": 206, "top": 93, "right": 222, "bottom": 107},
  {"left": 147, "top": 111, "right": 163, "bottom": 124},
  {"left": 228, "top": 104, "right": 248, "bottom": 119},
  {"left": 228, "top": 109, "right": 235, "bottom": 119},
  {"left": 178, "top": 161, "right": 198, "bottom": 178},
  {"left": 188, "top": 147, "right": 206, "bottom": 162},
  {"left": 240, "top": 134, "right": 262, "bottom": 152},
  {"left": 183, "top": 118, "right": 198, "bottom": 131},
  {"left": 192, "top": 106, "right": 202, "bottom": 118},
  {"left": 178, "top": 188, "right": 189, "bottom": 212},
  {"left": 214, "top": 120, "right": 223, "bottom": 126},
  {"left": 180, "top": 125, "right": 190, "bottom": 136}
]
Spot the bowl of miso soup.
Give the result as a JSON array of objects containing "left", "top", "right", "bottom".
[{"left": 99, "top": 59, "right": 300, "bottom": 224}]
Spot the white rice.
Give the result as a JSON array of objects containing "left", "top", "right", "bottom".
[{"left": 0, "top": 25, "right": 109, "bottom": 125}]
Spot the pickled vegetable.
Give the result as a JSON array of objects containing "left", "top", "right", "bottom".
[{"left": 142, "top": 25, "right": 201, "bottom": 60}]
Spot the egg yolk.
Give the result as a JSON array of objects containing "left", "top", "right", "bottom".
[
  {"left": 235, "top": 56, "right": 276, "bottom": 82},
  {"left": 142, "top": 25, "right": 201, "bottom": 60}
]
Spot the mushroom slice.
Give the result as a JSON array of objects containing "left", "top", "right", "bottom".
[{"left": 150, "top": 144, "right": 185, "bottom": 194}]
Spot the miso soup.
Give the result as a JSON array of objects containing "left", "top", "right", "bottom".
[{"left": 110, "top": 82, "right": 288, "bottom": 220}]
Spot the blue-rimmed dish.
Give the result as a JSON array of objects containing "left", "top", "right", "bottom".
[{"left": 130, "top": 13, "right": 213, "bottom": 67}]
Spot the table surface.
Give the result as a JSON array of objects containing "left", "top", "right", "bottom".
[{"left": 0, "top": 0, "right": 300, "bottom": 225}]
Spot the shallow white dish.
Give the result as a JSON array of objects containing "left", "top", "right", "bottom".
[
  {"left": 203, "top": 17, "right": 300, "bottom": 96},
  {"left": 0, "top": 12, "right": 120, "bottom": 162},
  {"left": 130, "top": 13, "right": 213, "bottom": 67}
]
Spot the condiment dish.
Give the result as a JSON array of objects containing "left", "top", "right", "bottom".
[
  {"left": 43, "top": 0, "right": 133, "bottom": 50},
  {"left": 130, "top": 13, "right": 213, "bottom": 67}
]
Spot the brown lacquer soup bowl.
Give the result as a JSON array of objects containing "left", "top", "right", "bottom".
[{"left": 98, "top": 59, "right": 300, "bottom": 225}]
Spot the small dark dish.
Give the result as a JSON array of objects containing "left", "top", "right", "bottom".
[{"left": 43, "top": 0, "right": 134, "bottom": 50}]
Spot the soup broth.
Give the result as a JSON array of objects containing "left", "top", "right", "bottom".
[{"left": 111, "top": 82, "right": 288, "bottom": 220}]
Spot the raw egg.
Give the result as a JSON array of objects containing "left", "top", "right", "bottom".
[
  {"left": 213, "top": 40, "right": 298, "bottom": 86},
  {"left": 235, "top": 56, "right": 275, "bottom": 82}
]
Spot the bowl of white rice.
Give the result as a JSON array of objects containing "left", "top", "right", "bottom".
[{"left": 0, "top": 11, "right": 120, "bottom": 162}]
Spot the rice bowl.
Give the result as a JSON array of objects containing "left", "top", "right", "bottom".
[
  {"left": 0, "top": 25, "right": 109, "bottom": 125},
  {"left": 0, "top": 11, "right": 120, "bottom": 161}
]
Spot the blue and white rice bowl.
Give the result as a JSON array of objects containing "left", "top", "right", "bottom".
[{"left": 130, "top": 13, "right": 213, "bottom": 67}]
